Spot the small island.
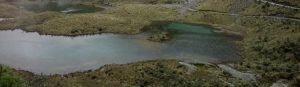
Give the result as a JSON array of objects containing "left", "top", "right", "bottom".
[{"left": 0, "top": 0, "right": 300, "bottom": 87}]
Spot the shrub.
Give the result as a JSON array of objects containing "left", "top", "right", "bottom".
[
  {"left": 251, "top": 44, "right": 264, "bottom": 52},
  {"left": 256, "top": 66, "right": 262, "bottom": 70},
  {"left": 164, "top": 0, "right": 173, "bottom": 4},
  {"left": 0, "top": 65, "right": 26, "bottom": 87},
  {"left": 0, "top": 73, "right": 26, "bottom": 87},
  {"left": 98, "top": 27, "right": 103, "bottom": 31}
]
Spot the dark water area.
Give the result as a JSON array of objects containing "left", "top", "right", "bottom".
[
  {"left": 19, "top": 2, "right": 104, "bottom": 13},
  {"left": 0, "top": 22, "right": 242, "bottom": 74}
]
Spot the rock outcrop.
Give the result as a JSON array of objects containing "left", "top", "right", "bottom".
[{"left": 218, "top": 64, "right": 257, "bottom": 83}]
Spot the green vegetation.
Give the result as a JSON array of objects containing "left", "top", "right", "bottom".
[
  {"left": 267, "top": 0, "right": 300, "bottom": 7},
  {"left": 31, "top": 73, "right": 47, "bottom": 87},
  {"left": 85, "top": 0, "right": 182, "bottom": 4},
  {"left": 140, "top": 63, "right": 203, "bottom": 87},
  {"left": 0, "top": 65, "right": 26, "bottom": 87},
  {"left": 0, "top": 3, "right": 32, "bottom": 18},
  {"left": 239, "top": 36, "right": 300, "bottom": 86},
  {"left": 0, "top": 4, "right": 178, "bottom": 36},
  {"left": 147, "top": 31, "right": 170, "bottom": 42},
  {"left": 0, "top": 0, "right": 300, "bottom": 86}
]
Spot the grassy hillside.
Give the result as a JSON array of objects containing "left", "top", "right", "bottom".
[
  {"left": 184, "top": 1, "right": 300, "bottom": 85},
  {"left": 195, "top": 0, "right": 300, "bottom": 19},
  {"left": 0, "top": 0, "right": 299, "bottom": 86},
  {"left": 0, "top": 4, "right": 32, "bottom": 18},
  {"left": 267, "top": 0, "right": 300, "bottom": 7},
  {"left": 60, "top": 0, "right": 183, "bottom": 4}
]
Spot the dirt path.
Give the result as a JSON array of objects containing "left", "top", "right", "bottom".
[
  {"left": 197, "top": 10, "right": 300, "bottom": 22},
  {"left": 134, "top": 0, "right": 199, "bottom": 18},
  {"left": 133, "top": 4, "right": 300, "bottom": 22},
  {"left": 178, "top": 0, "right": 200, "bottom": 17},
  {"left": 257, "top": 0, "right": 300, "bottom": 10}
]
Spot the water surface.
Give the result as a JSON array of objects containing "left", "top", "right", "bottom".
[
  {"left": 19, "top": 2, "right": 104, "bottom": 13},
  {"left": 0, "top": 22, "right": 241, "bottom": 74}
]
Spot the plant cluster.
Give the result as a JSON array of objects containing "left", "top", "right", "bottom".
[{"left": 0, "top": 65, "right": 26, "bottom": 87}]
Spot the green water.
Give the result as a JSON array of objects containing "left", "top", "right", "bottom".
[
  {"left": 163, "top": 22, "right": 214, "bottom": 35},
  {"left": 0, "top": 21, "right": 241, "bottom": 74}
]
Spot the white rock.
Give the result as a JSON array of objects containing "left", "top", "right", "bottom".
[
  {"left": 0, "top": 18, "right": 13, "bottom": 21},
  {"left": 100, "top": 66, "right": 106, "bottom": 72},
  {"left": 218, "top": 64, "right": 257, "bottom": 82},
  {"left": 179, "top": 62, "right": 197, "bottom": 72},
  {"left": 0, "top": 18, "right": 5, "bottom": 21},
  {"left": 270, "top": 79, "right": 288, "bottom": 87}
]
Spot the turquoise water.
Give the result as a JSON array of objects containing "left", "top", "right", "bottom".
[
  {"left": 19, "top": 2, "right": 104, "bottom": 13},
  {"left": 0, "top": 22, "right": 241, "bottom": 74},
  {"left": 163, "top": 22, "right": 214, "bottom": 34}
]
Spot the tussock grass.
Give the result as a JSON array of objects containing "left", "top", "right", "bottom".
[
  {"left": 0, "top": 4, "right": 32, "bottom": 18},
  {"left": 0, "top": 1, "right": 300, "bottom": 86},
  {"left": 0, "top": 4, "right": 179, "bottom": 36},
  {"left": 183, "top": 4, "right": 300, "bottom": 86},
  {"left": 102, "top": 4, "right": 178, "bottom": 21},
  {"left": 195, "top": 0, "right": 232, "bottom": 12},
  {"left": 195, "top": 0, "right": 300, "bottom": 19},
  {"left": 241, "top": 1, "right": 300, "bottom": 17}
]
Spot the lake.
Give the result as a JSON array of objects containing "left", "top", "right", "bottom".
[
  {"left": 18, "top": 2, "right": 104, "bottom": 13},
  {"left": 0, "top": 22, "right": 241, "bottom": 74}
]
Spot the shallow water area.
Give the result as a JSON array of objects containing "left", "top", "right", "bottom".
[
  {"left": 0, "top": 22, "right": 242, "bottom": 74},
  {"left": 18, "top": 2, "right": 104, "bottom": 13}
]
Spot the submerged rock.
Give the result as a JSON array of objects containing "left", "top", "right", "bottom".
[
  {"left": 178, "top": 62, "right": 197, "bottom": 72},
  {"left": 147, "top": 31, "right": 170, "bottom": 42},
  {"left": 218, "top": 64, "right": 257, "bottom": 82}
]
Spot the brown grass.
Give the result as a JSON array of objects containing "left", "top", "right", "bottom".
[
  {"left": 1, "top": 0, "right": 300, "bottom": 86},
  {"left": 0, "top": 3, "right": 33, "bottom": 18},
  {"left": 0, "top": 4, "right": 179, "bottom": 36}
]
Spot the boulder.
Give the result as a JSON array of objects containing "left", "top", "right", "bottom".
[
  {"left": 218, "top": 64, "right": 257, "bottom": 83},
  {"left": 179, "top": 62, "right": 197, "bottom": 73}
]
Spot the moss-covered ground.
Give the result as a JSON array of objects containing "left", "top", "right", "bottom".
[{"left": 0, "top": 0, "right": 300, "bottom": 86}]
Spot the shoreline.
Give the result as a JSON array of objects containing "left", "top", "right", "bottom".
[
  {"left": 7, "top": 59, "right": 256, "bottom": 87},
  {"left": 0, "top": 16, "right": 245, "bottom": 38},
  {"left": 0, "top": 0, "right": 300, "bottom": 86},
  {"left": 0, "top": 26, "right": 242, "bottom": 75}
]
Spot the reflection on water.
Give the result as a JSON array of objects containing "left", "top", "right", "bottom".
[
  {"left": 61, "top": 8, "right": 83, "bottom": 13},
  {"left": 0, "top": 22, "right": 241, "bottom": 74},
  {"left": 19, "top": 2, "right": 104, "bottom": 13}
]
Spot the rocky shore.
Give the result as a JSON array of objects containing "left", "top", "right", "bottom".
[
  {"left": 0, "top": 0, "right": 299, "bottom": 86},
  {"left": 8, "top": 60, "right": 259, "bottom": 87}
]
